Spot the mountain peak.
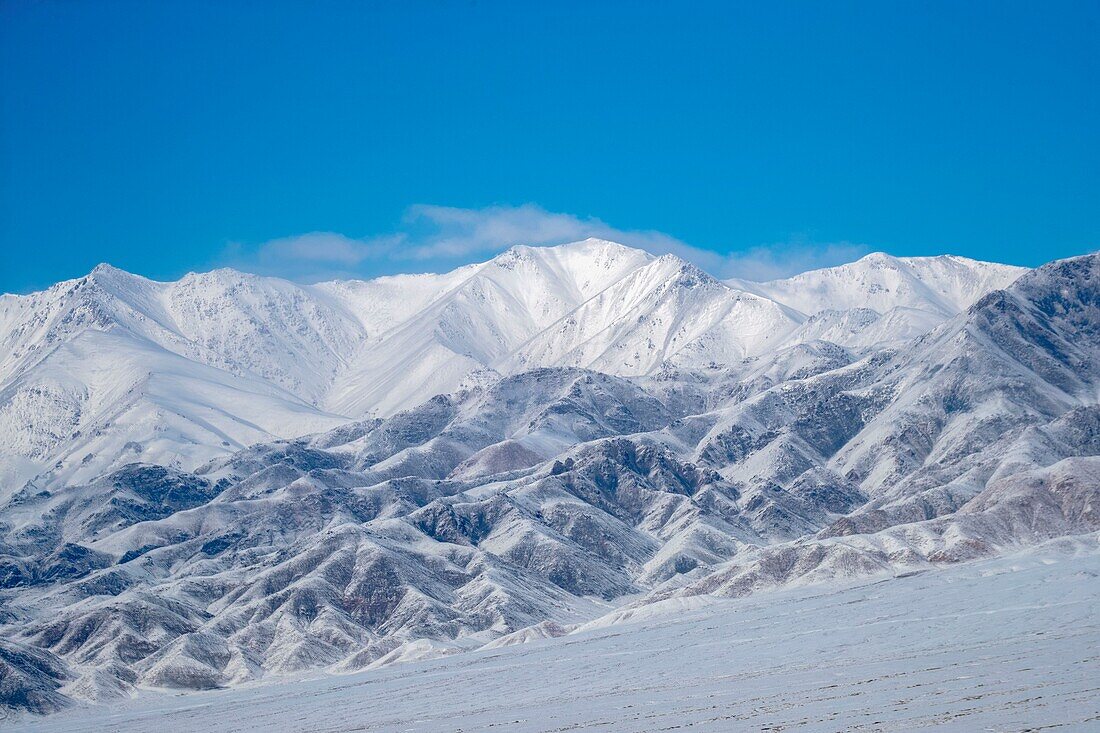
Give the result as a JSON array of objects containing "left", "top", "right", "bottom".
[
  {"left": 488, "top": 238, "right": 644, "bottom": 267},
  {"left": 650, "top": 252, "right": 719, "bottom": 286},
  {"left": 178, "top": 266, "right": 264, "bottom": 285},
  {"left": 533, "top": 238, "right": 647, "bottom": 258},
  {"left": 86, "top": 262, "right": 137, "bottom": 284},
  {"left": 563, "top": 236, "right": 634, "bottom": 249},
  {"left": 726, "top": 250, "right": 1027, "bottom": 318},
  {"left": 90, "top": 262, "right": 122, "bottom": 275},
  {"left": 853, "top": 251, "right": 900, "bottom": 267},
  {"left": 82, "top": 262, "right": 155, "bottom": 296}
]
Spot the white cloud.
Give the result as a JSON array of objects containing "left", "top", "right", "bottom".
[
  {"left": 224, "top": 203, "right": 871, "bottom": 282},
  {"left": 398, "top": 203, "right": 713, "bottom": 265},
  {"left": 254, "top": 232, "right": 396, "bottom": 266}
]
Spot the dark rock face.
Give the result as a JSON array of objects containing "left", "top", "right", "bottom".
[
  {"left": 0, "top": 544, "right": 112, "bottom": 589},
  {"left": 0, "top": 640, "right": 71, "bottom": 715},
  {"left": 79, "top": 465, "right": 229, "bottom": 539},
  {"left": 39, "top": 543, "right": 112, "bottom": 583}
]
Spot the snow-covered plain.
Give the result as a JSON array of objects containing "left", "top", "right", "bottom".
[{"left": 11, "top": 536, "right": 1099, "bottom": 733}]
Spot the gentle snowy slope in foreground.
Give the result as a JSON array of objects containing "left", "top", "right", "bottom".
[{"left": 13, "top": 536, "right": 1099, "bottom": 733}]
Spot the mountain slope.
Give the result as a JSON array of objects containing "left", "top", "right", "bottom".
[
  {"left": 323, "top": 239, "right": 655, "bottom": 415},
  {"left": 727, "top": 252, "right": 1026, "bottom": 317},
  {"left": 505, "top": 256, "right": 800, "bottom": 375},
  {"left": 728, "top": 252, "right": 1028, "bottom": 353},
  {"left": 0, "top": 269, "right": 353, "bottom": 492}
]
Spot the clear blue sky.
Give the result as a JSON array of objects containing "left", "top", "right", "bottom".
[{"left": 2, "top": 0, "right": 1097, "bottom": 292}]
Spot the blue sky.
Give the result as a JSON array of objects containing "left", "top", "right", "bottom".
[{"left": 1, "top": 0, "right": 1097, "bottom": 293}]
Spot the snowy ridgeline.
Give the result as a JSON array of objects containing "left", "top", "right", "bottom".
[
  {"left": 11, "top": 537, "right": 1100, "bottom": 733},
  {"left": 0, "top": 239, "right": 1026, "bottom": 491},
  {"left": 1, "top": 241, "right": 1098, "bottom": 719}
]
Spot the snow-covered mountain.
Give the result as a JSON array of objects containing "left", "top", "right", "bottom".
[
  {"left": 0, "top": 240, "right": 1023, "bottom": 495},
  {"left": 729, "top": 252, "right": 1027, "bottom": 352},
  {"left": 0, "top": 266, "right": 355, "bottom": 493},
  {"left": 727, "top": 251, "right": 1025, "bottom": 317},
  {"left": 321, "top": 240, "right": 655, "bottom": 416},
  {"left": 504, "top": 255, "right": 799, "bottom": 375},
  {"left": 7, "top": 240, "right": 1095, "bottom": 720}
]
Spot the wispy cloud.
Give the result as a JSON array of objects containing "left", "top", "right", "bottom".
[
  {"left": 253, "top": 232, "right": 398, "bottom": 266},
  {"left": 719, "top": 240, "right": 872, "bottom": 282},
  {"left": 221, "top": 203, "right": 871, "bottom": 282}
]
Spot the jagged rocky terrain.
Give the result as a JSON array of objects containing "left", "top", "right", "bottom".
[
  {"left": 15, "top": 538, "right": 1099, "bottom": 732},
  {"left": 1, "top": 240, "right": 1098, "bottom": 719}
]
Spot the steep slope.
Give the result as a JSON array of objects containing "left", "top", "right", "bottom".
[
  {"left": 0, "top": 269, "right": 352, "bottom": 492},
  {"left": 323, "top": 239, "right": 653, "bottom": 416},
  {"left": 641, "top": 253, "right": 1100, "bottom": 602},
  {"left": 835, "top": 251, "right": 1099, "bottom": 509},
  {"left": 159, "top": 269, "right": 365, "bottom": 402},
  {"left": 505, "top": 256, "right": 801, "bottom": 376},
  {"left": 0, "top": 368, "right": 754, "bottom": 701}
]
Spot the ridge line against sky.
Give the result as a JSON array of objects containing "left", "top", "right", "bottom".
[
  {"left": 2, "top": 1, "right": 1098, "bottom": 293},
  {"left": 0, "top": 200, "right": 1085, "bottom": 296},
  {"left": 218, "top": 203, "right": 874, "bottom": 285}
]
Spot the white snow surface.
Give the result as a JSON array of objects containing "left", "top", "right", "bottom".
[{"left": 10, "top": 535, "right": 1099, "bottom": 733}]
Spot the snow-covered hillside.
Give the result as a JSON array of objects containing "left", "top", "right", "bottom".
[
  {"left": 0, "top": 267, "right": 354, "bottom": 493},
  {"left": 727, "top": 251, "right": 1025, "bottom": 317},
  {"left": 729, "top": 252, "right": 1027, "bottom": 352},
  {"left": 10, "top": 537, "right": 1099, "bottom": 732},
  {"left": 321, "top": 240, "right": 654, "bottom": 416}
]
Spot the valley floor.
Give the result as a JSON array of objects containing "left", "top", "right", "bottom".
[{"left": 11, "top": 536, "right": 1100, "bottom": 733}]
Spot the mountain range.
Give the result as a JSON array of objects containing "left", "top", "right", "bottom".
[
  {"left": 0, "top": 240, "right": 1024, "bottom": 491},
  {"left": 2, "top": 239, "right": 1097, "bottom": 718}
]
